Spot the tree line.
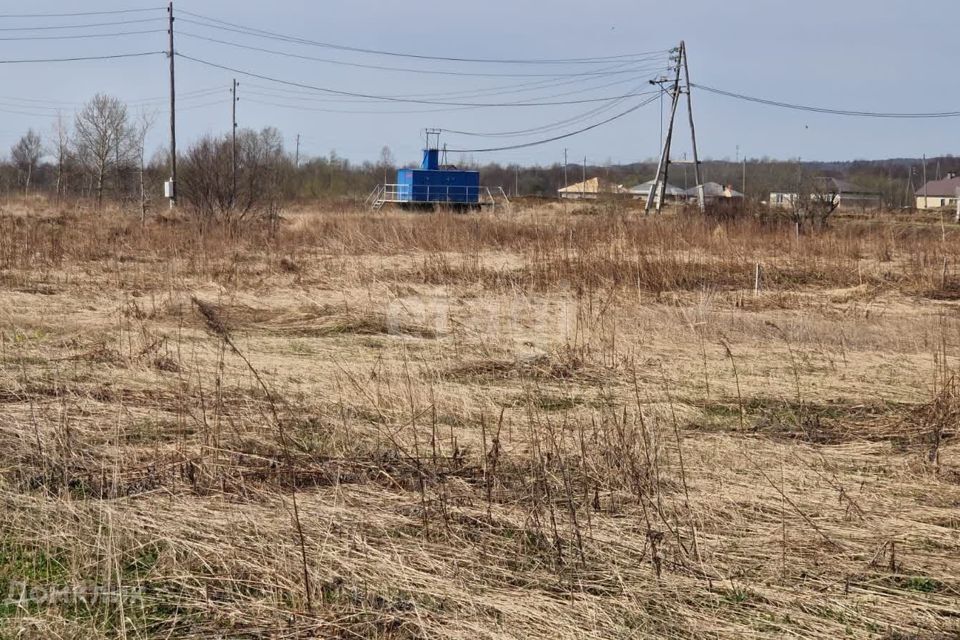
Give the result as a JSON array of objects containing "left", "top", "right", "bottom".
[{"left": 1, "top": 93, "right": 953, "bottom": 219}]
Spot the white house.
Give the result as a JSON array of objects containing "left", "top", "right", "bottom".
[
  {"left": 558, "top": 178, "right": 629, "bottom": 200},
  {"left": 917, "top": 175, "right": 960, "bottom": 210},
  {"left": 630, "top": 180, "right": 686, "bottom": 201},
  {"left": 771, "top": 177, "right": 882, "bottom": 210}
]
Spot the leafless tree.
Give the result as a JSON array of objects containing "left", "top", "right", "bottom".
[
  {"left": 789, "top": 171, "right": 840, "bottom": 232},
  {"left": 132, "top": 110, "right": 157, "bottom": 223},
  {"left": 73, "top": 94, "right": 131, "bottom": 207},
  {"left": 51, "top": 113, "right": 73, "bottom": 201},
  {"left": 10, "top": 129, "right": 43, "bottom": 195}
]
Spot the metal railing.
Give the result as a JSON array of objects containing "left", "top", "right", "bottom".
[
  {"left": 366, "top": 184, "right": 512, "bottom": 212},
  {"left": 378, "top": 184, "right": 485, "bottom": 204}
]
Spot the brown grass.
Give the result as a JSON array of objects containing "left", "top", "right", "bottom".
[{"left": 0, "top": 202, "right": 958, "bottom": 638}]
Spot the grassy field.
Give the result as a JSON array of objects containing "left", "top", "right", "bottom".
[{"left": 0, "top": 200, "right": 958, "bottom": 638}]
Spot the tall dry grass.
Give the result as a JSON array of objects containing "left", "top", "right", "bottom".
[{"left": 0, "top": 203, "right": 958, "bottom": 638}]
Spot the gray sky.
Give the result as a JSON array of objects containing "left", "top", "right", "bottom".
[{"left": 1, "top": 0, "right": 956, "bottom": 167}]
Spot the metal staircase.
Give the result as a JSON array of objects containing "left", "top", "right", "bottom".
[{"left": 365, "top": 184, "right": 386, "bottom": 211}]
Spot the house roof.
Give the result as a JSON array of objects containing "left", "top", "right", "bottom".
[
  {"left": 919, "top": 176, "right": 960, "bottom": 197},
  {"left": 629, "top": 180, "right": 685, "bottom": 197},
  {"left": 815, "top": 177, "right": 880, "bottom": 196},
  {"left": 558, "top": 177, "right": 628, "bottom": 194},
  {"left": 689, "top": 182, "right": 743, "bottom": 198}
]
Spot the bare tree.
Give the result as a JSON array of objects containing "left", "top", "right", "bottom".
[
  {"left": 51, "top": 113, "right": 73, "bottom": 202},
  {"left": 132, "top": 110, "right": 157, "bottom": 223},
  {"left": 73, "top": 94, "right": 130, "bottom": 208},
  {"left": 789, "top": 171, "right": 840, "bottom": 232},
  {"left": 11, "top": 129, "right": 43, "bottom": 195}
]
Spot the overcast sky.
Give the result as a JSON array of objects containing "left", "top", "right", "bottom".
[{"left": 1, "top": 0, "right": 956, "bottom": 167}]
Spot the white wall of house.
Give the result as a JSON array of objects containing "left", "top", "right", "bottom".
[{"left": 917, "top": 195, "right": 959, "bottom": 210}]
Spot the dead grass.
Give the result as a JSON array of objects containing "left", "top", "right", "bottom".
[{"left": 0, "top": 203, "right": 958, "bottom": 638}]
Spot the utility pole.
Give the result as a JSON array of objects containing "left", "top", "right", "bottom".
[
  {"left": 515, "top": 165, "right": 519, "bottom": 197},
  {"left": 582, "top": 156, "right": 586, "bottom": 197},
  {"left": 563, "top": 148, "right": 569, "bottom": 189},
  {"left": 742, "top": 155, "right": 746, "bottom": 196},
  {"left": 922, "top": 154, "right": 928, "bottom": 210},
  {"left": 646, "top": 45, "right": 683, "bottom": 213},
  {"left": 230, "top": 78, "right": 239, "bottom": 207},
  {"left": 166, "top": 1, "right": 177, "bottom": 208},
  {"left": 682, "top": 41, "right": 705, "bottom": 211},
  {"left": 295, "top": 134, "right": 301, "bottom": 168},
  {"left": 646, "top": 41, "right": 704, "bottom": 213}
]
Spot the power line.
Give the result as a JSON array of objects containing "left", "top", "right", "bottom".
[
  {"left": 239, "top": 72, "right": 651, "bottom": 107},
  {"left": 0, "top": 51, "right": 164, "bottom": 64},
  {"left": 0, "top": 18, "right": 163, "bottom": 32},
  {"left": 176, "top": 53, "right": 660, "bottom": 107},
  {"left": 445, "top": 94, "right": 660, "bottom": 153},
  {"left": 442, "top": 89, "right": 658, "bottom": 138},
  {"left": 0, "top": 7, "right": 163, "bottom": 18},
  {"left": 178, "top": 10, "right": 667, "bottom": 65},
  {"left": 176, "top": 30, "right": 666, "bottom": 79},
  {"left": 693, "top": 83, "right": 960, "bottom": 119},
  {"left": 0, "top": 29, "right": 165, "bottom": 42}
]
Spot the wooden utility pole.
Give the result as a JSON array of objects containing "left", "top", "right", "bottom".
[
  {"left": 231, "top": 78, "right": 238, "bottom": 206},
  {"left": 167, "top": 1, "right": 177, "bottom": 207},
  {"left": 922, "top": 154, "right": 928, "bottom": 209},
  {"left": 582, "top": 156, "right": 586, "bottom": 197},
  {"left": 742, "top": 156, "right": 746, "bottom": 196}
]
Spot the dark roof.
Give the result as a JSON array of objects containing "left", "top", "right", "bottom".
[
  {"left": 814, "top": 177, "right": 879, "bottom": 196},
  {"left": 919, "top": 176, "right": 960, "bottom": 197}
]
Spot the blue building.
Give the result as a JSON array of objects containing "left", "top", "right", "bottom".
[{"left": 394, "top": 148, "right": 481, "bottom": 207}]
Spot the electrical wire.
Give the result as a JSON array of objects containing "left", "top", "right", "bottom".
[
  {"left": 233, "top": 59, "right": 662, "bottom": 102},
  {"left": 176, "top": 53, "right": 659, "bottom": 107},
  {"left": 176, "top": 29, "right": 667, "bottom": 78},
  {"left": 178, "top": 10, "right": 666, "bottom": 65},
  {"left": 693, "top": 83, "right": 960, "bottom": 119},
  {"left": 0, "top": 18, "right": 163, "bottom": 32},
  {"left": 442, "top": 88, "right": 658, "bottom": 138},
  {"left": 0, "top": 51, "right": 164, "bottom": 64},
  {"left": 238, "top": 72, "right": 652, "bottom": 108},
  {"left": 0, "top": 29, "right": 165, "bottom": 42},
  {"left": 444, "top": 94, "right": 660, "bottom": 153},
  {"left": 0, "top": 8, "right": 163, "bottom": 18}
]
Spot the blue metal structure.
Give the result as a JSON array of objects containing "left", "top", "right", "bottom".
[{"left": 395, "top": 147, "right": 481, "bottom": 206}]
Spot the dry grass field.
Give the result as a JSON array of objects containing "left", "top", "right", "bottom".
[{"left": 0, "top": 199, "right": 959, "bottom": 638}]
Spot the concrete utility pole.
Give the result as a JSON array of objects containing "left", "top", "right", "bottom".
[
  {"left": 646, "top": 41, "right": 704, "bottom": 213},
  {"left": 646, "top": 46, "right": 683, "bottom": 213},
  {"left": 167, "top": 1, "right": 177, "bottom": 207},
  {"left": 295, "top": 134, "right": 301, "bottom": 168},
  {"left": 563, "top": 148, "right": 569, "bottom": 189},
  {"left": 231, "top": 78, "right": 238, "bottom": 206},
  {"left": 682, "top": 41, "right": 705, "bottom": 211}
]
